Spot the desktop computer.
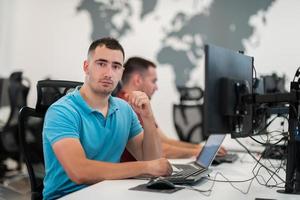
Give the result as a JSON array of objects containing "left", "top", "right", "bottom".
[{"left": 203, "top": 44, "right": 300, "bottom": 194}]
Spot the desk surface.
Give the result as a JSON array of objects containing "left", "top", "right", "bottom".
[{"left": 60, "top": 153, "right": 299, "bottom": 200}]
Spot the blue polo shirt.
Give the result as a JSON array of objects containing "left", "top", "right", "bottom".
[{"left": 42, "top": 88, "right": 142, "bottom": 199}]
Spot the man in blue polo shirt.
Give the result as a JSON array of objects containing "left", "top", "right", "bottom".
[{"left": 42, "top": 37, "right": 173, "bottom": 199}]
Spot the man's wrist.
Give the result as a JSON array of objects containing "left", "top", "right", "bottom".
[
  {"left": 139, "top": 161, "right": 151, "bottom": 175},
  {"left": 140, "top": 113, "right": 155, "bottom": 121}
]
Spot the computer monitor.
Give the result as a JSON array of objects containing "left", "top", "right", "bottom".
[
  {"left": 203, "top": 44, "right": 253, "bottom": 138},
  {"left": 203, "top": 44, "right": 300, "bottom": 194}
]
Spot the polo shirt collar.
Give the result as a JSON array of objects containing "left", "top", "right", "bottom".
[
  {"left": 107, "top": 96, "right": 119, "bottom": 116},
  {"left": 74, "top": 88, "right": 119, "bottom": 115}
]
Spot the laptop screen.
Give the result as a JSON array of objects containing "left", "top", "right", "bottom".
[{"left": 196, "top": 134, "right": 226, "bottom": 168}]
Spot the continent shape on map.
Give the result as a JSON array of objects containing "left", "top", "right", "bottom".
[
  {"left": 77, "top": 0, "right": 158, "bottom": 40},
  {"left": 77, "top": 0, "right": 133, "bottom": 40},
  {"left": 157, "top": 0, "right": 275, "bottom": 86},
  {"left": 77, "top": 0, "right": 275, "bottom": 87}
]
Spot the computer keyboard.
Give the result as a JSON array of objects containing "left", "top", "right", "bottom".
[
  {"left": 173, "top": 168, "right": 201, "bottom": 177},
  {"left": 165, "top": 167, "right": 206, "bottom": 183}
]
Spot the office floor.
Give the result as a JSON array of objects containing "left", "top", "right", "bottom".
[{"left": 0, "top": 159, "right": 31, "bottom": 200}]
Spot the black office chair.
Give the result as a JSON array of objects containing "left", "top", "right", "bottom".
[
  {"left": 173, "top": 87, "right": 206, "bottom": 143},
  {"left": 0, "top": 72, "right": 30, "bottom": 175},
  {"left": 18, "top": 80, "right": 83, "bottom": 200},
  {"left": 0, "top": 77, "right": 8, "bottom": 177}
]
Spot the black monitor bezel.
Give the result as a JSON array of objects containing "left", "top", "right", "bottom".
[{"left": 203, "top": 44, "right": 253, "bottom": 137}]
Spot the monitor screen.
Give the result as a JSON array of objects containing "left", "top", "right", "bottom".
[{"left": 203, "top": 44, "right": 253, "bottom": 138}]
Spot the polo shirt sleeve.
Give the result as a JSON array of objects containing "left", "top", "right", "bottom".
[
  {"left": 128, "top": 106, "right": 143, "bottom": 140},
  {"left": 43, "top": 104, "right": 80, "bottom": 145}
]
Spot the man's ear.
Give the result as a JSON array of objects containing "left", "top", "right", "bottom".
[
  {"left": 133, "top": 73, "right": 142, "bottom": 86},
  {"left": 83, "top": 60, "right": 89, "bottom": 74}
]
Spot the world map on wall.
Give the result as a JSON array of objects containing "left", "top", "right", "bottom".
[{"left": 77, "top": 0, "right": 275, "bottom": 87}]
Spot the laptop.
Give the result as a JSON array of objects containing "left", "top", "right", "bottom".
[{"left": 162, "top": 134, "right": 226, "bottom": 184}]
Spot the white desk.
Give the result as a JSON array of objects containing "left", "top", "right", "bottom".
[
  {"left": 222, "top": 134, "right": 265, "bottom": 153},
  {"left": 60, "top": 153, "right": 299, "bottom": 200}
]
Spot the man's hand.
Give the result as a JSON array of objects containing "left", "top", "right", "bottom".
[
  {"left": 193, "top": 144, "right": 227, "bottom": 157},
  {"left": 125, "top": 91, "right": 153, "bottom": 118},
  {"left": 146, "top": 158, "right": 173, "bottom": 177},
  {"left": 217, "top": 146, "right": 227, "bottom": 156}
]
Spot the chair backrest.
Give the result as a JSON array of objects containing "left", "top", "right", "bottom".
[
  {"left": 173, "top": 87, "right": 206, "bottom": 143},
  {"left": 173, "top": 104, "right": 204, "bottom": 143},
  {"left": 18, "top": 80, "right": 83, "bottom": 200},
  {"left": 35, "top": 80, "right": 83, "bottom": 113},
  {"left": 0, "top": 78, "right": 10, "bottom": 128},
  {"left": 177, "top": 86, "right": 203, "bottom": 102},
  {"left": 0, "top": 78, "right": 10, "bottom": 108},
  {"left": 0, "top": 72, "right": 30, "bottom": 162},
  {"left": 6, "top": 72, "right": 30, "bottom": 129}
]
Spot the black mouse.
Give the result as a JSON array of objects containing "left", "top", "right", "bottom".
[{"left": 146, "top": 178, "right": 175, "bottom": 190}]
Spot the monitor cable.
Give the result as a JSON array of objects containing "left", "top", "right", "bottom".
[
  {"left": 204, "top": 171, "right": 256, "bottom": 195},
  {"left": 235, "top": 138, "right": 285, "bottom": 184}
]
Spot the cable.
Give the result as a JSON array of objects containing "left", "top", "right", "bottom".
[
  {"left": 190, "top": 142, "right": 286, "bottom": 195},
  {"left": 265, "top": 158, "right": 286, "bottom": 187},
  {"left": 235, "top": 139, "right": 286, "bottom": 183},
  {"left": 205, "top": 173, "right": 255, "bottom": 183},
  {"left": 183, "top": 185, "right": 212, "bottom": 196},
  {"left": 249, "top": 112, "right": 289, "bottom": 146},
  {"left": 252, "top": 111, "right": 285, "bottom": 137},
  {"left": 252, "top": 156, "right": 285, "bottom": 188},
  {"left": 204, "top": 171, "right": 256, "bottom": 195},
  {"left": 251, "top": 152, "right": 283, "bottom": 188},
  {"left": 190, "top": 171, "right": 256, "bottom": 196},
  {"left": 250, "top": 114, "right": 284, "bottom": 144},
  {"left": 183, "top": 173, "right": 218, "bottom": 197},
  {"left": 251, "top": 124, "right": 288, "bottom": 183},
  {"left": 237, "top": 134, "right": 286, "bottom": 189},
  {"left": 250, "top": 134, "right": 287, "bottom": 146}
]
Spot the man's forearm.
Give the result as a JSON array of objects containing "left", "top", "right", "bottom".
[
  {"left": 53, "top": 138, "right": 171, "bottom": 185},
  {"left": 164, "top": 137, "right": 200, "bottom": 149},
  {"left": 69, "top": 160, "right": 149, "bottom": 184},
  {"left": 162, "top": 143, "right": 198, "bottom": 159},
  {"left": 157, "top": 128, "right": 200, "bottom": 149},
  {"left": 141, "top": 115, "right": 162, "bottom": 160}
]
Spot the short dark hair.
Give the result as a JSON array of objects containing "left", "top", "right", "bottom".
[
  {"left": 87, "top": 37, "right": 125, "bottom": 60},
  {"left": 122, "top": 57, "right": 156, "bottom": 85}
]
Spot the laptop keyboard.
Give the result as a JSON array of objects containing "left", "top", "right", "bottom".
[{"left": 164, "top": 167, "right": 206, "bottom": 182}]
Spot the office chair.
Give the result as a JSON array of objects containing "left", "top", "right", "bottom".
[
  {"left": 173, "top": 87, "right": 206, "bottom": 143},
  {"left": 0, "top": 78, "right": 7, "bottom": 177},
  {"left": 0, "top": 72, "right": 30, "bottom": 175},
  {"left": 18, "top": 80, "right": 83, "bottom": 200}
]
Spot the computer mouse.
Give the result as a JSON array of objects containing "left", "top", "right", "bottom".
[{"left": 146, "top": 178, "right": 175, "bottom": 190}]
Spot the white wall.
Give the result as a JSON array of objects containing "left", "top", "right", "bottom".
[
  {"left": 245, "top": 0, "right": 300, "bottom": 80},
  {"left": 0, "top": 0, "right": 90, "bottom": 107},
  {"left": 1, "top": 0, "right": 300, "bottom": 139},
  {"left": 0, "top": 0, "right": 15, "bottom": 76}
]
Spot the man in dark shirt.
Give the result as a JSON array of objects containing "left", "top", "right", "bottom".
[{"left": 117, "top": 57, "right": 227, "bottom": 161}]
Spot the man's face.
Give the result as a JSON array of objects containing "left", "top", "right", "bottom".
[
  {"left": 139, "top": 66, "right": 158, "bottom": 99},
  {"left": 84, "top": 45, "right": 124, "bottom": 96}
]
